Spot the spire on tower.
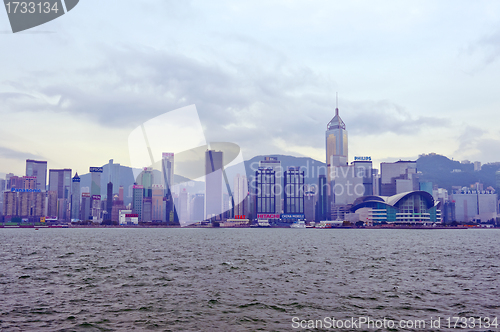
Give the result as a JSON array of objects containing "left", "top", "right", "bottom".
[{"left": 327, "top": 93, "right": 345, "bottom": 130}]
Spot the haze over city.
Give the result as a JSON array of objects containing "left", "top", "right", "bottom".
[{"left": 3, "top": 1, "right": 500, "bottom": 178}]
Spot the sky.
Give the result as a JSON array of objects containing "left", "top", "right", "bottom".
[{"left": 2, "top": 0, "right": 500, "bottom": 178}]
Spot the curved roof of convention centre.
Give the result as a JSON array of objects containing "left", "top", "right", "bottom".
[{"left": 351, "top": 191, "right": 437, "bottom": 212}]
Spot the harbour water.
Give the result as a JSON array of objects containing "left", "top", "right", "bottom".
[{"left": 0, "top": 228, "right": 499, "bottom": 331}]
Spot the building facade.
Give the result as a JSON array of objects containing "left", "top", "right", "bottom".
[
  {"left": 351, "top": 191, "right": 442, "bottom": 225},
  {"left": 233, "top": 174, "right": 248, "bottom": 217},
  {"left": 48, "top": 169, "right": 72, "bottom": 221},
  {"left": 132, "top": 185, "right": 144, "bottom": 221},
  {"left": 452, "top": 189, "right": 498, "bottom": 223},
  {"left": 26, "top": 159, "right": 47, "bottom": 191},
  {"left": 205, "top": 150, "right": 223, "bottom": 220},
  {"left": 255, "top": 167, "right": 278, "bottom": 218},
  {"left": 380, "top": 161, "right": 418, "bottom": 196},
  {"left": 284, "top": 167, "right": 305, "bottom": 214},
  {"left": 259, "top": 157, "right": 282, "bottom": 215},
  {"left": 71, "top": 173, "right": 81, "bottom": 221}
]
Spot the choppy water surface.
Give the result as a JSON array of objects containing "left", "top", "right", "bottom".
[{"left": 0, "top": 228, "right": 499, "bottom": 331}]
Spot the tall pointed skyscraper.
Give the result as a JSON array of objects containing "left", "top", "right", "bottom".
[
  {"left": 325, "top": 99, "right": 348, "bottom": 220},
  {"left": 325, "top": 104, "right": 348, "bottom": 183}
]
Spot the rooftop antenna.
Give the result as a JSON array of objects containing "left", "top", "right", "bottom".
[{"left": 335, "top": 92, "right": 339, "bottom": 115}]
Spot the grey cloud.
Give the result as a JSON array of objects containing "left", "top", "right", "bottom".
[
  {"left": 0, "top": 146, "right": 43, "bottom": 161},
  {"left": 3, "top": 46, "right": 448, "bottom": 159},
  {"left": 452, "top": 135, "right": 500, "bottom": 164},
  {"left": 0, "top": 92, "right": 35, "bottom": 102},
  {"left": 345, "top": 100, "right": 450, "bottom": 135},
  {"left": 466, "top": 28, "right": 500, "bottom": 67},
  {"left": 456, "top": 125, "right": 485, "bottom": 152}
]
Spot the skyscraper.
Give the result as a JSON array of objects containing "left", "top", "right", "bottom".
[
  {"left": 325, "top": 104, "right": 348, "bottom": 219},
  {"left": 284, "top": 167, "right": 305, "bottom": 215},
  {"left": 80, "top": 193, "right": 91, "bottom": 221},
  {"left": 137, "top": 167, "right": 153, "bottom": 198},
  {"left": 191, "top": 193, "right": 205, "bottom": 221},
  {"left": 162, "top": 153, "right": 175, "bottom": 224},
  {"left": 162, "top": 153, "right": 174, "bottom": 192},
  {"left": 0, "top": 178, "right": 5, "bottom": 216},
  {"left": 205, "top": 150, "right": 223, "bottom": 220},
  {"left": 151, "top": 184, "right": 165, "bottom": 222},
  {"left": 353, "top": 159, "right": 373, "bottom": 196},
  {"left": 90, "top": 167, "right": 103, "bottom": 221},
  {"left": 3, "top": 191, "right": 17, "bottom": 218},
  {"left": 118, "top": 186, "right": 124, "bottom": 201},
  {"left": 47, "top": 191, "right": 58, "bottom": 218},
  {"left": 26, "top": 159, "right": 47, "bottom": 191},
  {"left": 316, "top": 175, "right": 328, "bottom": 221},
  {"left": 71, "top": 173, "right": 81, "bottom": 221},
  {"left": 108, "top": 159, "right": 121, "bottom": 195},
  {"left": 234, "top": 174, "right": 248, "bottom": 217},
  {"left": 178, "top": 188, "right": 189, "bottom": 223},
  {"left": 90, "top": 167, "right": 103, "bottom": 197},
  {"left": 325, "top": 106, "right": 348, "bottom": 182},
  {"left": 48, "top": 169, "right": 72, "bottom": 221},
  {"left": 255, "top": 167, "right": 278, "bottom": 218},
  {"left": 132, "top": 185, "right": 144, "bottom": 221},
  {"left": 23, "top": 176, "right": 36, "bottom": 189},
  {"left": 143, "top": 197, "right": 152, "bottom": 222},
  {"left": 304, "top": 191, "right": 315, "bottom": 222},
  {"left": 380, "top": 161, "right": 418, "bottom": 196},
  {"left": 33, "top": 192, "right": 45, "bottom": 218},
  {"left": 259, "top": 157, "right": 282, "bottom": 215},
  {"left": 49, "top": 169, "right": 72, "bottom": 199},
  {"left": 106, "top": 182, "right": 113, "bottom": 221}
]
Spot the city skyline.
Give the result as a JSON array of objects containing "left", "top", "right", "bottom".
[{"left": 3, "top": 1, "right": 500, "bottom": 178}]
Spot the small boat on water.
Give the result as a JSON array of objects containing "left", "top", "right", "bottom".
[{"left": 290, "top": 220, "right": 306, "bottom": 229}]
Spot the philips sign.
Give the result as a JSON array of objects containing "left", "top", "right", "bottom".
[{"left": 354, "top": 156, "right": 372, "bottom": 161}]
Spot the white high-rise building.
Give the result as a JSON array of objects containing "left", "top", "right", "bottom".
[
  {"left": 233, "top": 174, "right": 248, "bottom": 217},
  {"left": 162, "top": 153, "right": 174, "bottom": 193},
  {"left": 179, "top": 189, "right": 189, "bottom": 223},
  {"left": 205, "top": 150, "right": 223, "bottom": 220}
]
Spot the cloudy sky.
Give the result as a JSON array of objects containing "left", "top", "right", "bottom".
[{"left": 2, "top": 0, "right": 500, "bottom": 177}]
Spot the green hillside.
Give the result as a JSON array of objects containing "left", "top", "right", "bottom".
[{"left": 417, "top": 154, "right": 500, "bottom": 191}]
